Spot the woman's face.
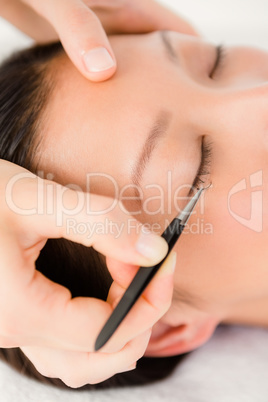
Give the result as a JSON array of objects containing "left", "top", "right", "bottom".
[{"left": 39, "top": 31, "right": 268, "bottom": 357}]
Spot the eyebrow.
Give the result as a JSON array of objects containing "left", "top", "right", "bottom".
[
  {"left": 131, "top": 111, "right": 171, "bottom": 189},
  {"left": 131, "top": 31, "right": 177, "bottom": 191},
  {"left": 160, "top": 30, "right": 178, "bottom": 62}
]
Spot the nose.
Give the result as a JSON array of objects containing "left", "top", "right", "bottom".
[
  {"left": 169, "top": 31, "right": 217, "bottom": 79},
  {"left": 220, "top": 46, "right": 268, "bottom": 84},
  {"left": 190, "top": 79, "right": 268, "bottom": 151}
]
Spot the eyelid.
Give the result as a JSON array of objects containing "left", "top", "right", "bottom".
[
  {"left": 189, "top": 136, "right": 212, "bottom": 195},
  {"left": 209, "top": 44, "right": 227, "bottom": 79}
]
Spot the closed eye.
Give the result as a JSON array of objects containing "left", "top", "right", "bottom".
[
  {"left": 189, "top": 136, "right": 212, "bottom": 195},
  {"left": 210, "top": 45, "right": 227, "bottom": 79}
]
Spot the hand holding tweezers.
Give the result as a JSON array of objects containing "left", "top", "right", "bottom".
[{"left": 95, "top": 187, "right": 205, "bottom": 351}]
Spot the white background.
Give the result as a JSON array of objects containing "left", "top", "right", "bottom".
[
  {"left": 0, "top": 0, "right": 268, "bottom": 61},
  {"left": 159, "top": 0, "right": 268, "bottom": 49}
]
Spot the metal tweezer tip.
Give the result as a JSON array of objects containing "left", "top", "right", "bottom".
[{"left": 177, "top": 183, "right": 211, "bottom": 226}]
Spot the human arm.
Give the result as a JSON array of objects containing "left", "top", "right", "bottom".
[{"left": 0, "top": 0, "right": 198, "bottom": 82}]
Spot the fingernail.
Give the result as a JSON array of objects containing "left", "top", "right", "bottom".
[
  {"left": 166, "top": 251, "right": 177, "bottom": 273},
  {"left": 136, "top": 229, "right": 168, "bottom": 261},
  {"left": 158, "top": 251, "right": 177, "bottom": 277},
  {"left": 82, "top": 47, "right": 115, "bottom": 73}
]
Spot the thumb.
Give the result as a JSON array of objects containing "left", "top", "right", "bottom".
[
  {"left": 12, "top": 177, "right": 168, "bottom": 267},
  {"left": 2, "top": 161, "right": 168, "bottom": 267},
  {"left": 35, "top": 0, "right": 117, "bottom": 82}
]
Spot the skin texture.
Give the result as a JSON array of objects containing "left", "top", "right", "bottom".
[
  {"left": 0, "top": 0, "right": 198, "bottom": 81},
  {"left": 36, "top": 31, "right": 268, "bottom": 358}
]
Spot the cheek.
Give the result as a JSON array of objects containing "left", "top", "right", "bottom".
[{"left": 172, "top": 187, "right": 268, "bottom": 312}]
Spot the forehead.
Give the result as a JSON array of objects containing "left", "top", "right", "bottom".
[{"left": 37, "top": 48, "right": 158, "bottom": 190}]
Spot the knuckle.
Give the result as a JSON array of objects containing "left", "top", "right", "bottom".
[
  {"left": 152, "top": 281, "right": 174, "bottom": 315},
  {"left": 61, "top": 376, "right": 84, "bottom": 389},
  {"left": 161, "top": 298, "right": 172, "bottom": 315},
  {"left": 54, "top": 365, "right": 97, "bottom": 388},
  {"left": 0, "top": 316, "right": 20, "bottom": 340},
  {"left": 89, "top": 195, "right": 115, "bottom": 219},
  {"left": 135, "top": 348, "right": 147, "bottom": 361},
  {"left": 27, "top": 355, "right": 56, "bottom": 379},
  {"left": 61, "top": 372, "right": 96, "bottom": 389},
  {"left": 153, "top": 301, "right": 171, "bottom": 323},
  {"left": 105, "top": 199, "right": 126, "bottom": 222},
  {"left": 127, "top": 329, "right": 153, "bottom": 361},
  {"left": 36, "top": 365, "right": 81, "bottom": 387},
  {"left": 21, "top": 348, "right": 60, "bottom": 380},
  {"left": 0, "top": 336, "right": 15, "bottom": 348},
  {"left": 35, "top": 361, "right": 86, "bottom": 387},
  {"left": 63, "top": 4, "right": 101, "bottom": 33},
  {"left": 128, "top": 342, "right": 147, "bottom": 362},
  {"left": 35, "top": 363, "right": 55, "bottom": 379}
]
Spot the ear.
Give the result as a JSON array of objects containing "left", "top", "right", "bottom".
[{"left": 144, "top": 317, "right": 219, "bottom": 357}]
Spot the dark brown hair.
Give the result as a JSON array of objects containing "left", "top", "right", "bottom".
[{"left": 0, "top": 42, "right": 188, "bottom": 390}]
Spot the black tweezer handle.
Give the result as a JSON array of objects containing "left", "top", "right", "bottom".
[{"left": 94, "top": 218, "right": 184, "bottom": 351}]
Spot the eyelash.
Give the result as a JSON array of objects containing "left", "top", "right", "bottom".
[
  {"left": 209, "top": 44, "right": 227, "bottom": 79},
  {"left": 192, "top": 137, "right": 213, "bottom": 191},
  {"left": 188, "top": 45, "right": 224, "bottom": 192},
  {"left": 187, "top": 46, "right": 223, "bottom": 194}
]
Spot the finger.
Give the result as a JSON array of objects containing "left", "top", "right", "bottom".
[
  {"left": 92, "top": 0, "right": 199, "bottom": 37},
  {"left": 129, "top": 0, "right": 199, "bottom": 36},
  {"left": 107, "top": 251, "right": 176, "bottom": 311},
  {"left": 27, "top": 0, "right": 116, "bottom": 81},
  {"left": 21, "top": 330, "right": 151, "bottom": 387},
  {"left": 0, "top": 222, "right": 113, "bottom": 351},
  {"left": 2, "top": 0, "right": 58, "bottom": 42},
  {"left": 0, "top": 251, "right": 172, "bottom": 353},
  {"left": 0, "top": 270, "right": 111, "bottom": 351},
  {"left": 102, "top": 252, "right": 177, "bottom": 353},
  {"left": 7, "top": 172, "right": 168, "bottom": 267},
  {"left": 1, "top": 162, "right": 169, "bottom": 350}
]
